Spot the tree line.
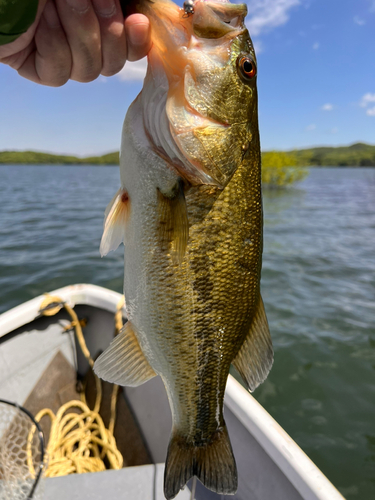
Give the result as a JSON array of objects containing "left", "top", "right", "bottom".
[{"left": 1, "top": 142, "right": 374, "bottom": 187}]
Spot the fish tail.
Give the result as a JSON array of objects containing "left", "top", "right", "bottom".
[{"left": 164, "top": 424, "right": 237, "bottom": 500}]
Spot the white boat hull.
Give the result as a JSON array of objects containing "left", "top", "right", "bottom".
[{"left": 0, "top": 284, "right": 345, "bottom": 500}]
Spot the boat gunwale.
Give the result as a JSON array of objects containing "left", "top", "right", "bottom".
[{"left": 0, "top": 283, "right": 344, "bottom": 500}]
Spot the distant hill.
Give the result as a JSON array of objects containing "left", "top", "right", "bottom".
[
  {"left": 290, "top": 143, "right": 375, "bottom": 167},
  {"left": 0, "top": 150, "right": 119, "bottom": 165},
  {"left": 1, "top": 143, "right": 374, "bottom": 166}
]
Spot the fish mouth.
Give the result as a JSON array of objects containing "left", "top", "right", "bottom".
[
  {"left": 140, "top": 0, "right": 250, "bottom": 187},
  {"left": 141, "top": 0, "right": 248, "bottom": 75},
  {"left": 192, "top": 1, "right": 248, "bottom": 39}
]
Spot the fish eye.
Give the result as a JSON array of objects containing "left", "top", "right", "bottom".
[{"left": 238, "top": 56, "right": 257, "bottom": 81}]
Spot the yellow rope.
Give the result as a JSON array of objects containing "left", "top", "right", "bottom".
[
  {"left": 35, "top": 400, "right": 123, "bottom": 477},
  {"left": 27, "top": 294, "right": 125, "bottom": 478}
]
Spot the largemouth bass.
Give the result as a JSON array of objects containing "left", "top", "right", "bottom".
[{"left": 94, "top": 0, "right": 273, "bottom": 497}]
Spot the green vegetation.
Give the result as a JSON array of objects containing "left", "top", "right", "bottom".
[
  {"left": 260, "top": 142, "right": 375, "bottom": 187},
  {"left": 292, "top": 142, "right": 375, "bottom": 167},
  {"left": 262, "top": 151, "right": 308, "bottom": 187},
  {"left": 0, "top": 150, "right": 119, "bottom": 165},
  {"left": 81, "top": 152, "right": 119, "bottom": 165}
]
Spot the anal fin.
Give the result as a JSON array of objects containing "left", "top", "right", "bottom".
[
  {"left": 157, "top": 179, "right": 188, "bottom": 264},
  {"left": 100, "top": 188, "right": 130, "bottom": 257},
  {"left": 233, "top": 295, "right": 274, "bottom": 392},
  {"left": 94, "top": 321, "right": 156, "bottom": 387}
]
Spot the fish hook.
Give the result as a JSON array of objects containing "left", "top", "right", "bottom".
[{"left": 183, "top": 0, "right": 195, "bottom": 17}]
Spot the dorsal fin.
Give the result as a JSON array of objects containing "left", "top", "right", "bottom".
[
  {"left": 232, "top": 295, "right": 273, "bottom": 392},
  {"left": 100, "top": 188, "right": 130, "bottom": 257},
  {"left": 94, "top": 321, "right": 156, "bottom": 387}
]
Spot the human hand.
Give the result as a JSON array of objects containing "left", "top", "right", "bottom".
[{"left": 0, "top": 0, "right": 151, "bottom": 86}]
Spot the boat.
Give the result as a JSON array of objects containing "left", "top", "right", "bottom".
[{"left": 0, "top": 284, "right": 345, "bottom": 500}]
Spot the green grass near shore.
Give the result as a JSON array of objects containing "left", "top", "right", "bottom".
[{"left": 1, "top": 142, "right": 374, "bottom": 167}]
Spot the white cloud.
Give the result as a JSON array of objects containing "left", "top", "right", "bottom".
[
  {"left": 312, "top": 42, "right": 320, "bottom": 50},
  {"left": 117, "top": 57, "right": 147, "bottom": 82},
  {"left": 354, "top": 16, "right": 366, "bottom": 25},
  {"left": 360, "top": 93, "right": 375, "bottom": 107},
  {"left": 370, "top": 1, "right": 375, "bottom": 13},
  {"left": 246, "top": 0, "right": 301, "bottom": 37},
  {"left": 359, "top": 94, "right": 375, "bottom": 116},
  {"left": 253, "top": 39, "right": 264, "bottom": 54},
  {"left": 330, "top": 127, "right": 338, "bottom": 134},
  {"left": 321, "top": 103, "right": 333, "bottom": 111},
  {"left": 306, "top": 124, "right": 316, "bottom": 131}
]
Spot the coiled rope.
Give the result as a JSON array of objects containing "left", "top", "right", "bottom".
[{"left": 27, "top": 295, "right": 125, "bottom": 478}]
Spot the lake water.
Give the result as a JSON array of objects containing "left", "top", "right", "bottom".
[{"left": 0, "top": 165, "right": 374, "bottom": 499}]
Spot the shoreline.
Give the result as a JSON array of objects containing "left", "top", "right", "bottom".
[{"left": 1, "top": 142, "right": 375, "bottom": 167}]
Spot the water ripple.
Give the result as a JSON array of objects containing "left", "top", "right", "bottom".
[{"left": 1, "top": 165, "right": 374, "bottom": 498}]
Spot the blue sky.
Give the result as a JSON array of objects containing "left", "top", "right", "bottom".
[{"left": 0, "top": 0, "right": 374, "bottom": 155}]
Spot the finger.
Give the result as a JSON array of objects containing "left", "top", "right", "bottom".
[
  {"left": 55, "top": 0, "right": 102, "bottom": 82},
  {"left": 92, "top": 0, "right": 127, "bottom": 77},
  {"left": 0, "top": 43, "right": 33, "bottom": 71},
  {"left": 125, "top": 14, "right": 151, "bottom": 62},
  {"left": 17, "top": 1, "right": 72, "bottom": 87}
]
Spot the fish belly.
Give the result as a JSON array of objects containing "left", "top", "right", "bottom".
[{"left": 120, "top": 101, "right": 201, "bottom": 437}]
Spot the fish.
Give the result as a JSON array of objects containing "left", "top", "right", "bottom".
[{"left": 94, "top": 0, "right": 273, "bottom": 498}]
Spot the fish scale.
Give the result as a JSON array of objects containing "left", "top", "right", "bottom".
[
  {"left": 185, "top": 143, "right": 262, "bottom": 424},
  {"left": 94, "top": 1, "right": 273, "bottom": 498}
]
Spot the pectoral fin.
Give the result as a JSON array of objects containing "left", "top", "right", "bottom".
[
  {"left": 94, "top": 321, "right": 156, "bottom": 387},
  {"left": 157, "top": 180, "right": 188, "bottom": 264},
  {"left": 100, "top": 188, "right": 130, "bottom": 257},
  {"left": 232, "top": 295, "right": 273, "bottom": 392}
]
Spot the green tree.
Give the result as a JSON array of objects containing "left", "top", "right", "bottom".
[{"left": 261, "top": 151, "right": 308, "bottom": 187}]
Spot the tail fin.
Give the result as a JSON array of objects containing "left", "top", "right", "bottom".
[{"left": 164, "top": 425, "right": 237, "bottom": 500}]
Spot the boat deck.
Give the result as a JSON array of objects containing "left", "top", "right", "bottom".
[
  {"left": 44, "top": 464, "right": 191, "bottom": 500},
  {"left": 0, "top": 284, "right": 345, "bottom": 500}
]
